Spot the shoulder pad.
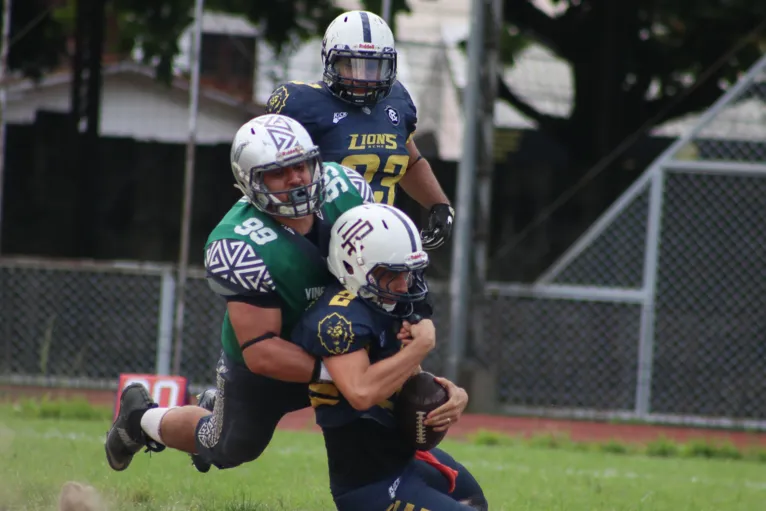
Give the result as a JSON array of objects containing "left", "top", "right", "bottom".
[
  {"left": 288, "top": 80, "right": 324, "bottom": 89},
  {"left": 311, "top": 290, "right": 377, "bottom": 356},
  {"left": 391, "top": 81, "right": 418, "bottom": 137},
  {"left": 266, "top": 81, "right": 324, "bottom": 115}
]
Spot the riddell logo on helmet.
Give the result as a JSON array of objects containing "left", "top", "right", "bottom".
[
  {"left": 357, "top": 43, "right": 376, "bottom": 49},
  {"left": 405, "top": 251, "right": 429, "bottom": 268},
  {"left": 277, "top": 146, "right": 303, "bottom": 158}
]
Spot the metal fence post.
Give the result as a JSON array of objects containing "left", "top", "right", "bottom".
[
  {"left": 0, "top": 0, "right": 12, "bottom": 254},
  {"left": 446, "top": 0, "right": 485, "bottom": 384},
  {"left": 156, "top": 269, "right": 176, "bottom": 375},
  {"left": 634, "top": 167, "right": 665, "bottom": 416},
  {"left": 172, "top": 0, "right": 205, "bottom": 376}
]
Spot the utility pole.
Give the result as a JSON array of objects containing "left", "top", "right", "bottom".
[
  {"left": 71, "top": 0, "right": 107, "bottom": 257},
  {"left": 171, "top": 0, "right": 205, "bottom": 376},
  {"left": 446, "top": 0, "right": 501, "bottom": 400},
  {"left": 0, "top": 0, "right": 12, "bottom": 253}
]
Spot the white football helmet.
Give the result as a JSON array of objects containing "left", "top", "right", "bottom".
[
  {"left": 230, "top": 114, "right": 325, "bottom": 218},
  {"left": 328, "top": 203, "right": 429, "bottom": 316},
  {"left": 321, "top": 10, "right": 397, "bottom": 106}
]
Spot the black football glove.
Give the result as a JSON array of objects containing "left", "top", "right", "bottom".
[{"left": 420, "top": 203, "right": 455, "bottom": 250}]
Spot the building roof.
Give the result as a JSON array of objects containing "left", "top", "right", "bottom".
[{"left": 6, "top": 61, "right": 262, "bottom": 144}]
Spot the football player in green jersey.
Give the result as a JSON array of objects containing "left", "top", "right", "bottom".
[{"left": 105, "top": 113, "right": 377, "bottom": 472}]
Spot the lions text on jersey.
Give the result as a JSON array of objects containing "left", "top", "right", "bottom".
[{"left": 266, "top": 81, "right": 417, "bottom": 205}]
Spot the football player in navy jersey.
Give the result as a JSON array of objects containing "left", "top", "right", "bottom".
[
  {"left": 291, "top": 203, "right": 487, "bottom": 510},
  {"left": 266, "top": 10, "right": 455, "bottom": 251}
]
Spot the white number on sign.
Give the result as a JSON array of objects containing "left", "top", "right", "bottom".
[{"left": 123, "top": 377, "right": 182, "bottom": 408}]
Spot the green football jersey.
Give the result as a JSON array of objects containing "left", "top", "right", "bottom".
[{"left": 204, "top": 162, "right": 373, "bottom": 363}]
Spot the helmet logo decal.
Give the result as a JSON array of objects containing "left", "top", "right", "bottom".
[
  {"left": 338, "top": 218, "right": 374, "bottom": 255},
  {"left": 263, "top": 115, "right": 297, "bottom": 151},
  {"left": 385, "top": 105, "right": 400, "bottom": 126}
]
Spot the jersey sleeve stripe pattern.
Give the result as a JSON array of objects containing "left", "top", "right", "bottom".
[
  {"left": 339, "top": 165, "right": 375, "bottom": 203},
  {"left": 205, "top": 239, "right": 275, "bottom": 294}
]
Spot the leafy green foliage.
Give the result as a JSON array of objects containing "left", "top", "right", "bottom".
[
  {"left": 2, "top": 0, "right": 68, "bottom": 80},
  {"left": 6, "top": 0, "right": 410, "bottom": 84},
  {"left": 500, "top": 0, "right": 766, "bottom": 164}
]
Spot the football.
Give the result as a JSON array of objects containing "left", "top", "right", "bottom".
[{"left": 395, "top": 371, "right": 449, "bottom": 451}]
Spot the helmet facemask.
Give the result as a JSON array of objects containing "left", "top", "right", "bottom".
[
  {"left": 344, "top": 250, "right": 429, "bottom": 318},
  {"left": 323, "top": 48, "right": 397, "bottom": 107},
  {"left": 234, "top": 146, "right": 326, "bottom": 218}
]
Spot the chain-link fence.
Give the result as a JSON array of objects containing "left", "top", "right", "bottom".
[
  {"left": 488, "top": 54, "right": 766, "bottom": 428},
  {"left": 0, "top": 257, "right": 449, "bottom": 390},
  {"left": 0, "top": 259, "right": 166, "bottom": 381},
  {"left": 2, "top": 48, "right": 765, "bottom": 430},
  {"left": 0, "top": 258, "right": 222, "bottom": 389}
]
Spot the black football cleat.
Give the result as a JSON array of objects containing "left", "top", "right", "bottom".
[
  {"left": 105, "top": 383, "right": 165, "bottom": 471},
  {"left": 190, "top": 388, "right": 217, "bottom": 473}
]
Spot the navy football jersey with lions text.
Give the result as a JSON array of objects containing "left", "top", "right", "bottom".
[{"left": 266, "top": 80, "right": 417, "bottom": 205}]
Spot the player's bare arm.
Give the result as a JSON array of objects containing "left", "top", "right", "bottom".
[
  {"left": 324, "top": 319, "right": 435, "bottom": 411},
  {"left": 228, "top": 301, "right": 316, "bottom": 383},
  {"left": 399, "top": 140, "right": 456, "bottom": 249},
  {"left": 398, "top": 139, "right": 450, "bottom": 209}
]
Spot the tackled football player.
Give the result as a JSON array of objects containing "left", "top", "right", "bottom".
[
  {"left": 105, "top": 113, "right": 377, "bottom": 472},
  {"left": 291, "top": 203, "right": 488, "bottom": 510},
  {"left": 266, "top": 10, "right": 455, "bottom": 251}
]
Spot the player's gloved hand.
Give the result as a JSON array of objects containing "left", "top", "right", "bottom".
[
  {"left": 420, "top": 203, "right": 455, "bottom": 250},
  {"left": 411, "top": 294, "right": 434, "bottom": 320}
]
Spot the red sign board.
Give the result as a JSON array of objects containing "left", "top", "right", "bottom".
[{"left": 113, "top": 373, "right": 189, "bottom": 421}]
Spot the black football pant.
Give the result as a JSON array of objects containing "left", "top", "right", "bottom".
[{"left": 194, "top": 352, "right": 310, "bottom": 469}]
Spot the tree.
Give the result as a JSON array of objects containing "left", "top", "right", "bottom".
[
  {"left": 112, "top": 0, "right": 409, "bottom": 81},
  {"left": 1, "top": 0, "right": 68, "bottom": 80},
  {"left": 500, "top": 0, "right": 766, "bottom": 167},
  {"left": 9, "top": 0, "right": 409, "bottom": 84}
]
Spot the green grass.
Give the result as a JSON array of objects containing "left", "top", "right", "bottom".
[{"left": 1, "top": 404, "right": 765, "bottom": 510}]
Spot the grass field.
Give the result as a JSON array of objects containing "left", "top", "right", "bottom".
[{"left": 1, "top": 402, "right": 765, "bottom": 511}]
